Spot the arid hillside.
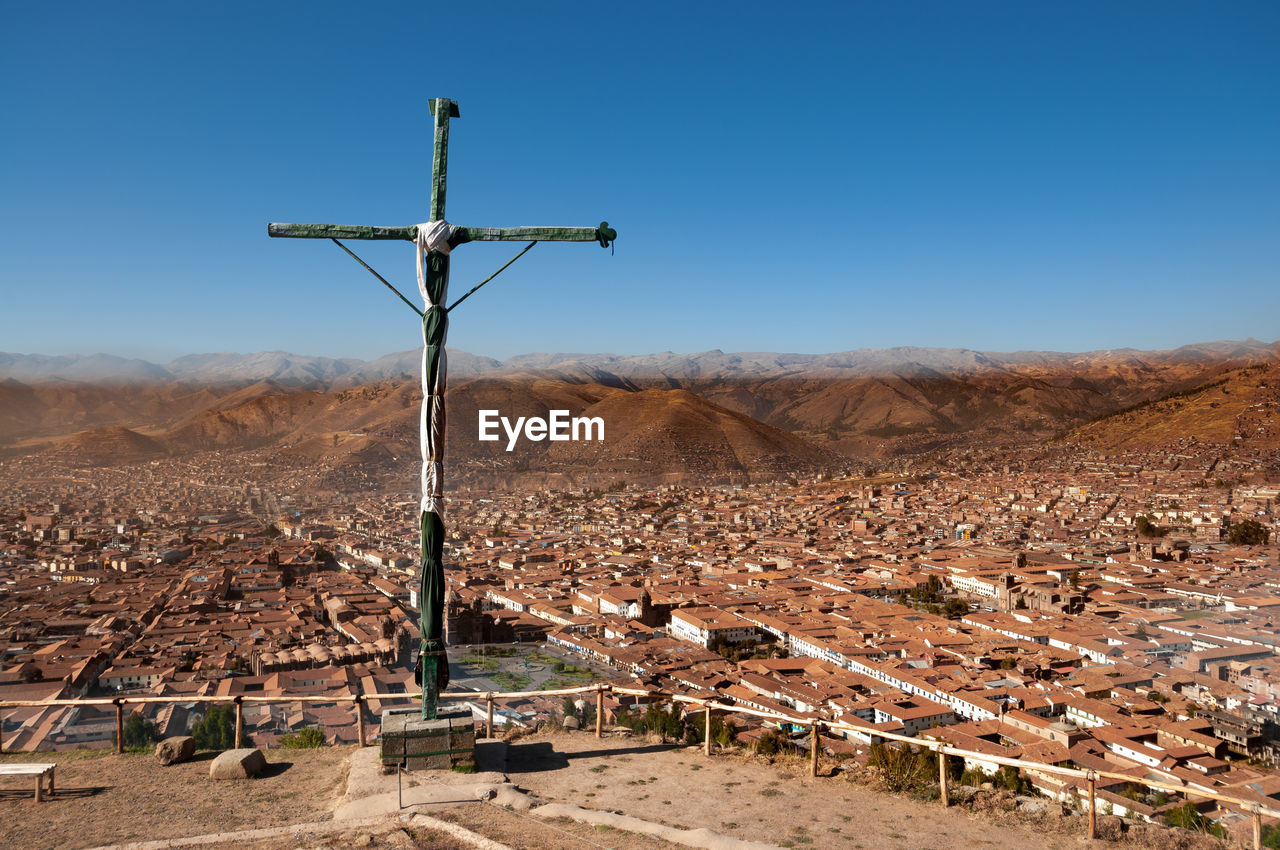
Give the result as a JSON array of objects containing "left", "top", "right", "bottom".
[
  {"left": 1061, "top": 362, "right": 1280, "bottom": 453},
  {"left": 4, "top": 340, "right": 1278, "bottom": 485}
]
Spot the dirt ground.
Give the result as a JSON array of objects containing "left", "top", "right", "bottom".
[
  {"left": 501, "top": 731, "right": 1059, "bottom": 849},
  {"left": 0, "top": 747, "right": 351, "bottom": 850},
  {"left": 0, "top": 732, "right": 1229, "bottom": 850},
  {"left": 492, "top": 730, "right": 1224, "bottom": 850}
]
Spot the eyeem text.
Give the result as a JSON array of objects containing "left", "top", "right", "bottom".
[{"left": 478, "top": 409, "right": 605, "bottom": 451}]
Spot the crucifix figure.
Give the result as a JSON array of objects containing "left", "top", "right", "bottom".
[{"left": 268, "top": 98, "right": 616, "bottom": 720}]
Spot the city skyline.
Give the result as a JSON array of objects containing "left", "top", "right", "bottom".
[{"left": 4, "top": 3, "right": 1278, "bottom": 362}]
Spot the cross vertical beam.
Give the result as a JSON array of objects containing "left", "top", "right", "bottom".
[
  {"left": 417, "top": 97, "right": 458, "bottom": 720},
  {"left": 428, "top": 98, "right": 456, "bottom": 221}
]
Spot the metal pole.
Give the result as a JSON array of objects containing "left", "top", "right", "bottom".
[
  {"left": 486, "top": 696, "right": 494, "bottom": 738},
  {"left": 595, "top": 687, "right": 604, "bottom": 739},
  {"left": 234, "top": 698, "right": 244, "bottom": 749},
  {"left": 355, "top": 695, "right": 366, "bottom": 747},
  {"left": 115, "top": 700, "right": 124, "bottom": 754},
  {"left": 704, "top": 707, "right": 712, "bottom": 756},
  {"left": 811, "top": 723, "right": 820, "bottom": 777},
  {"left": 939, "top": 747, "right": 949, "bottom": 807},
  {"left": 1088, "top": 773, "right": 1097, "bottom": 839}
]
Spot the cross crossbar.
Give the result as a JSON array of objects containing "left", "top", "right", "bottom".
[{"left": 267, "top": 222, "right": 611, "bottom": 246}]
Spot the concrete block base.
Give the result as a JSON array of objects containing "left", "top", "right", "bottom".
[{"left": 380, "top": 707, "right": 475, "bottom": 772}]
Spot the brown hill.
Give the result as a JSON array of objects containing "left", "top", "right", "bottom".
[
  {"left": 163, "top": 378, "right": 837, "bottom": 486},
  {"left": 163, "top": 390, "right": 331, "bottom": 451},
  {"left": 0, "top": 378, "right": 286, "bottom": 444},
  {"left": 543, "top": 388, "right": 838, "bottom": 483},
  {"left": 32, "top": 375, "right": 841, "bottom": 486},
  {"left": 1062, "top": 363, "right": 1280, "bottom": 452},
  {"left": 10, "top": 340, "right": 1280, "bottom": 481},
  {"left": 43, "top": 426, "right": 165, "bottom": 465},
  {"left": 671, "top": 347, "right": 1280, "bottom": 456}
]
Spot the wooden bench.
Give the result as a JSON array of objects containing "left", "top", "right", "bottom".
[{"left": 0, "top": 763, "right": 56, "bottom": 801}]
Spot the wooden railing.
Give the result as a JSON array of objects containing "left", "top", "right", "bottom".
[{"left": 3, "top": 683, "right": 1276, "bottom": 848}]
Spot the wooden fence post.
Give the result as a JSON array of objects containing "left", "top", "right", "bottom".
[
  {"left": 704, "top": 706, "right": 712, "bottom": 756},
  {"left": 811, "top": 722, "right": 820, "bottom": 777},
  {"left": 355, "top": 694, "right": 366, "bottom": 747},
  {"left": 486, "top": 695, "right": 494, "bottom": 738},
  {"left": 939, "top": 747, "right": 950, "bottom": 807},
  {"left": 1, "top": 707, "right": 6, "bottom": 753},
  {"left": 595, "top": 686, "right": 604, "bottom": 739},
  {"left": 114, "top": 699, "right": 124, "bottom": 754},
  {"left": 234, "top": 697, "right": 244, "bottom": 749},
  {"left": 1254, "top": 806, "right": 1262, "bottom": 850},
  {"left": 1088, "top": 772, "right": 1097, "bottom": 840}
]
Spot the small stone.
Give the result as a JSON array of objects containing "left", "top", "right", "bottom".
[
  {"left": 563, "top": 716, "right": 581, "bottom": 730},
  {"left": 155, "top": 736, "right": 195, "bottom": 766},
  {"left": 210, "top": 748, "right": 267, "bottom": 780}
]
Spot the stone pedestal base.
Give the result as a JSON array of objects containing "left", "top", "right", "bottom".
[{"left": 380, "top": 707, "right": 475, "bottom": 771}]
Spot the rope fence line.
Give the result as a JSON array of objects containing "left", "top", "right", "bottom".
[{"left": 2, "top": 682, "right": 1275, "bottom": 846}]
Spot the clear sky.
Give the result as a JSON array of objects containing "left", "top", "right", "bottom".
[{"left": 3, "top": 2, "right": 1277, "bottom": 363}]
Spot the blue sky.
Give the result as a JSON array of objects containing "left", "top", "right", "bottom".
[{"left": 3, "top": 2, "right": 1277, "bottom": 362}]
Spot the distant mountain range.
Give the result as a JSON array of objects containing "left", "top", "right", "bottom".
[
  {"left": 0, "top": 349, "right": 504, "bottom": 386},
  {"left": 3, "top": 339, "right": 1278, "bottom": 485},
  {"left": 4, "top": 340, "right": 1277, "bottom": 388}
]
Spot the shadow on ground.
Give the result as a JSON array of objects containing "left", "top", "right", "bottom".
[
  {"left": 259, "top": 761, "right": 292, "bottom": 778},
  {"left": 503, "top": 740, "right": 675, "bottom": 774},
  {"left": 0, "top": 785, "right": 107, "bottom": 800}
]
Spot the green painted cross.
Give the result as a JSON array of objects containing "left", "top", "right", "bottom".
[{"left": 267, "top": 98, "right": 615, "bottom": 720}]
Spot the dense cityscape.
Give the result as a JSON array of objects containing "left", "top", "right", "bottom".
[{"left": 2, "top": 438, "right": 1278, "bottom": 833}]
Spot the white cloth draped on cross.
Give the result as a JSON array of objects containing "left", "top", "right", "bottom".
[{"left": 416, "top": 220, "right": 453, "bottom": 518}]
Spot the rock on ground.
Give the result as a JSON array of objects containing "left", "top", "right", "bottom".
[
  {"left": 156, "top": 736, "right": 196, "bottom": 766},
  {"left": 209, "top": 748, "right": 267, "bottom": 780}
]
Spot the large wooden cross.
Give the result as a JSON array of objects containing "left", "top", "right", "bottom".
[{"left": 268, "top": 98, "right": 615, "bottom": 720}]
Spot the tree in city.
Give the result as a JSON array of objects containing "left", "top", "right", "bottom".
[
  {"left": 688, "top": 712, "right": 737, "bottom": 748},
  {"left": 191, "top": 705, "right": 235, "bottom": 750},
  {"left": 117, "top": 712, "right": 158, "bottom": 750},
  {"left": 1227, "top": 519, "right": 1270, "bottom": 546},
  {"left": 1135, "top": 515, "right": 1166, "bottom": 538},
  {"left": 1166, "top": 802, "right": 1225, "bottom": 838},
  {"left": 279, "top": 727, "right": 326, "bottom": 748},
  {"left": 754, "top": 728, "right": 790, "bottom": 757}
]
